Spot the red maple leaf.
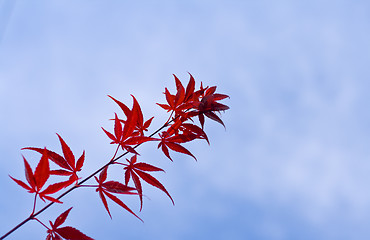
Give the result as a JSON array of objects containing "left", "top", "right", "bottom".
[
  {"left": 9, "top": 148, "right": 64, "bottom": 203},
  {"left": 94, "top": 166, "right": 143, "bottom": 221},
  {"left": 46, "top": 207, "right": 94, "bottom": 240},
  {"left": 157, "top": 73, "right": 197, "bottom": 118},
  {"left": 108, "top": 95, "right": 154, "bottom": 137},
  {"left": 192, "top": 85, "right": 230, "bottom": 128},
  {"left": 165, "top": 117, "right": 209, "bottom": 144},
  {"left": 157, "top": 131, "right": 196, "bottom": 161},
  {"left": 102, "top": 95, "right": 157, "bottom": 154},
  {"left": 23, "top": 134, "right": 86, "bottom": 188},
  {"left": 123, "top": 155, "right": 174, "bottom": 211},
  {"left": 157, "top": 74, "right": 229, "bottom": 130}
]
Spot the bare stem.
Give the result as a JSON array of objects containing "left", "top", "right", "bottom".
[
  {"left": 0, "top": 217, "right": 33, "bottom": 240},
  {"left": 76, "top": 185, "right": 97, "bottom": 188}
]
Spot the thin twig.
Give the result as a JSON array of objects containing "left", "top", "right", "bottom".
[
  {"left": 33, "top": 218, "right": 49, "bottom": 230},
  {"left": 30, "top": 193, "right": 37, "bottom": 216}
]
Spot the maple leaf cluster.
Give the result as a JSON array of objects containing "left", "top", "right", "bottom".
[
  {"left": 9, "top": 136, "right": 91, "bottom": 239},
  {"left": 10, "top": 134, "right": 87, "bottom": 205},
  {"left": 46, "top": 207, "right": 93, "bottom": 240},
  {"left": 6, "top": 73, "right": 229, "bottom": 240},
  {"left": 156, "top": 73, "right": 229, "bottom": 160}
]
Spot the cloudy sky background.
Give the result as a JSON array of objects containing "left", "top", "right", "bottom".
[{"left": 1, "top": 1, "right": 370, "bottom": 239}]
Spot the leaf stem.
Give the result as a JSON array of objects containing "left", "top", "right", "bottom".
[
  {"left": 33, "top": 218, "right": 49, "bottom": 230},
  {"left": 30, "top": 193, "right": 37, "bottom": 216}
]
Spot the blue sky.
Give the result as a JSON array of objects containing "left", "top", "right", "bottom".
[{"left": 1, "top": 0, "right": 370, "bottom": 239}]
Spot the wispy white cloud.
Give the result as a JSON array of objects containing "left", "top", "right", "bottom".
[{"left": 1, "top": 1, "right": 370, "bottom": 239}]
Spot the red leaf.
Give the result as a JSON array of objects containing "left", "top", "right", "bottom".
[
  {"left": 9, "top": 175, "right": 32, "bottom": 192},
  {"left": 50, "top": 170, "right": 73, "bottom": 176},
  {"left": 76, "top": 151, "right": 85, "bottom": 172},
  {"left": 135, "top": 98, "right": 144, "bottom": 127},
  {"left": 55, "top": 226, "right": 94, "bottom": 240},
  {"left": 130, "top": 154, "right": 138, "bottom": 164},
  {"left": 121, "top": 95, "right": 139, "bottom": 140},
  {"left": 114, "top": 113, "right": 123, "bottom": 142},
  {"left": 54, "top": 207, "right": 72, "bottom": 228},
  {"left": 23, "top": 156, "right": 36, "bottom": 190},
  {"left": 204, "top": 111, "right": 225, "bottom": 128},
  {"left": 166, "top": 119, "right": 183, "bottom": 136},
  {"left": 123, "top": 145, "right": 139, "bottom": 155},
  {"left": 124, "top": 169, "right": 131, "bottom": 186},
  {"left": 185, "top": 73, "right": 195, "bottom": 101},
  {"left": 134, "top": 162, "right": 164, "bottom": 172},
  {"left": 34, "top": 148, "right": 50, "bottom": 190},
  {"left": 156, "top": 103, "right": 171, "bottom": 111},
  {"left": 42, "top": 195, "right": 62, "bottom": 204},
  {"left": 175, "top": 102, "right": 195, "bottom": 112},
  {"left": 99, "top": 166, "right": 108, "bottom": 183},
  {"left": 143, "top": 117, "right": 154, "bottom": 130},
  {"left": 160, "top": 143, "right": 172, "bottom": 161},
  {"left": 158, "top": 142, "right": 173, "bottom": 161},
  {"left": 104, "top": 191, "right": 143, "bottom": 222},
  {"left": 173, "top": 74, "right": 185, "bottom": 106},
  {"left": 57, "top": 134, "right": 75, "bottom": 170},
  {"left": 134, "top": 169, "right": 174, "bottom": 205},
  {"left": 48, "top": 208, "right": 94, "bottom": 240},
  {"left": 168, "top": 133, "right": 197, "bottom": 144},
  {"left": 65, "top": 175, "right": 78, "bottom": 186},
  {"left": 181, "top": 123, "right": 209, "bottom": 144},
  {"left": 123, "top": 136, "right": 158, "bottom": 145},
  {"left": 108, "top": 95, "right": 131, "bottom": 118},
  {"left": 102, "top": 181, "right": 136, "bottom": 194},
  {"left": 124, "top": 155, "right": 170, "bottom": 210},
  {"left": 198, "top": 113, "right": 205, "bottom": 129},
  {"left": 131, "top": 172, "right": 143, "bottom": 210},
  {"left": 102, "top": 128, "right": 119, "bottom": 144},
  {"left": 164, "top": 88, "right": 174, "bottom": 108},
  {"left": 41, "top": 180, "right": 71, "bottom": 195},
  {"left": 117, "top": 156, "right": 145, "bottom": 209},
  {"left": 206, "top": 86, "right": 217, "bottom": 95},
  {"left": 174, "top": 74, "right": 184, "bottom": 93},
  {"left": 22, "top": 147, "right": 72, "bottom": 171},
  {"left": 166, "top": 142, "right": 196, "bottom": 160},
  {"left": 209, "top": 102, "right": 230, "bottom": 112},
  {"left": 99, "top": 190, "right": 111, "bottom": 219},
  {"left": 213, "top": 93, "right": 229, "bottom": 101}
]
